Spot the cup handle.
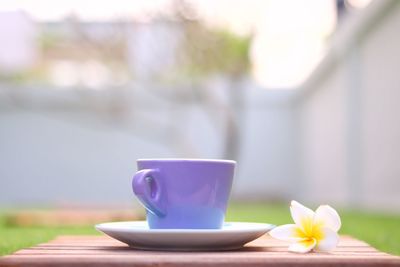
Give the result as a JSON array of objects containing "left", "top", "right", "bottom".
[{"left": 132, "top": 169, "right": 166, "bottom": 217}]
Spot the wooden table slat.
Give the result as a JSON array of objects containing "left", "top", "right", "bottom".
[{"left": 1, "top": 235, "right": 399, "bottom": 267}]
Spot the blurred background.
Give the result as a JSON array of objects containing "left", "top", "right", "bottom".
[{"left": 0, "top": 0, "right": 399, "bottom": 212}]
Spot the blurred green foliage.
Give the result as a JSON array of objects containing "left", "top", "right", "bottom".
[{"left": 180, "top": 22, "right": 251, "bottom": 78}]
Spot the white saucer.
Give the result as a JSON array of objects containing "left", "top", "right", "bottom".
[{"left": 95, "top": 221, "right": 275, "bottom": 251}]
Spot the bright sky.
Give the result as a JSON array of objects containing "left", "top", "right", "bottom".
[{"left": 0, "top": 0, "right": 371, "bottom": 88}]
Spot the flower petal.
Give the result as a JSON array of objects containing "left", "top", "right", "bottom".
[
  {"left": 290, "top": 200, "right": 315, "bottom": 235},
  {"left": 314, "top": 227, "right": 339, "bottom": 252},
  {"left": 288, "top": 238, "right": 316, "bottom": 253},
  {"left": 269, "top": 224, "right": 306, "bottom": 241},
  {"left": 314, "top": 205, "right": 341, "bottom": 232}
]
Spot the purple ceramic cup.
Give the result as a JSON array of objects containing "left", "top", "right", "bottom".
[{"left": 132, "top": 159, "right": 235, "bottom": 229}]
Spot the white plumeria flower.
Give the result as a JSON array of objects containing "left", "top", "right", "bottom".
[{"left": 269, "top": 200, "right": 341, "bottom": 253}]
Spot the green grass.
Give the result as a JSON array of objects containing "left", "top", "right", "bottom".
[
  {"left": 0, "top": 223, "right": 98, "bottom": 256},
  {"left": 0, "top": 203, "right": 399, "bottom": 256}
]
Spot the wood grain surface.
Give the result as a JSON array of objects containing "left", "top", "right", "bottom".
[{"left": 1, "top": 235, "right": 399, "bottom": 267}]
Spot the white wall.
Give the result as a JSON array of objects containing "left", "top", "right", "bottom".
[
  {"left": 0, "top": 83, "right": 297, "bottom": 207},
  {"left": 359, "top": 1, "right": 400, "bottom": 210},
  {"left": 234, "top": 89, "right": 297, "bottom": 200},
  {"left": 296, "top": 0, "right": 400, "bottom": 210},
  {"left": 297, "top": 66, "right": 349, "bottom": 205}
]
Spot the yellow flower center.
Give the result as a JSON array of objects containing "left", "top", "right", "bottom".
[{"left": 296, "top": 218, "right": 325, "bottom": 242}]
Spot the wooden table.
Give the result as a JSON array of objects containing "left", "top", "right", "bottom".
[{"left": 1, "top": 235, "right": 399, "bottom": 267}]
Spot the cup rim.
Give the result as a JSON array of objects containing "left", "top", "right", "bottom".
[{"left": 137, "top": 158, "right": 236, "bottom": 164}]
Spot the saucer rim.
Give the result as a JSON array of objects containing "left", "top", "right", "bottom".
[{"left": 95, "top": 221, "right": 275, "bottom": 233}]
